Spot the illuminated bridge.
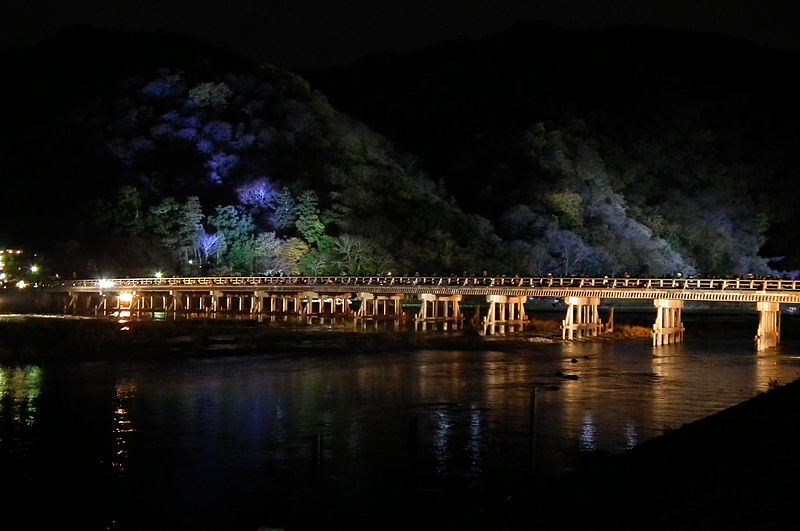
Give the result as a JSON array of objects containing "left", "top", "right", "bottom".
[{"left": 42, "top": 276, "right": 800, "bottom": 351}]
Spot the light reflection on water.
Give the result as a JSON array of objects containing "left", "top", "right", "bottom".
[
  {"left": 2, "top": 314, "right": 800, "bottom": 528},
  {"left": 112, "top": 379, "right": 137, "bottom": 476},
  {"left": 0, "top": 365, "right": 42, "bottom": 429}
]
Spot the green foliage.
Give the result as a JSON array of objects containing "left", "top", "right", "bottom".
[
  {"left": 114, "top": 186, "right": 145, "bottom": 237},
  {"left": 546, "top": 191, "right": 584, "bottom": 229},
  {"left": 329, "top": 234, "right": 394, "bottom": 275},
  {"left": 207, "top": 205, "right": 256, "bottom": 273},
  {"left": 294, "top": 190, "right": 326, "bottom": 245},
  {"left": 188, "top": 82, "right": 233, "bottom": 107},
  {"left": 71, "top": 59, "right": 784, "bottom": 278},
  {"left": 280, "top": 237, "right": 310, "bottom": 275}
]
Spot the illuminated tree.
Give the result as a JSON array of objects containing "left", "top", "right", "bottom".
[
  {"left": 543, "top": 228, "right": 595, "bottom": 276},
  {"left": 175, "top": 196, "right": 205, "bottom": 267},
  {"left": 197, "top": 232, "right": 225, "bottom": 264},
  {"left": 331, "top": 234, "right": 395, "bottom": 275},
  {"left": 252, "top": 231, "right": 282, "bottom": 273},
  {"left": 269, "top": 187, "right": 296, "bottom": 231},
  {"left": 208, "top": 205, "right": 255, "bottom": 272},
  {"left": 188, "top": 82, "right": 233, "bottom": 107},
  {"left": 294, "top": 190, "right": 326, "bottom": 244},
  {"left": 236, "top": 178, "right": 277, "bottom": 209},
  {"left": 278, "top": 238, "right": 310, "bottom": 275}
]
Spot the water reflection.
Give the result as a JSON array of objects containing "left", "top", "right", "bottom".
[
  {"left": 0, "top": 365, "right": 42, "bottom": 429},
  {"left": 755, "top": 351, "right": 783, "bottom": 391},
  {"left": 112, "top": 379, "right": 137, "bottom": 476},
  {"left": 4, "top": 314, "right": 800, "bottom": 529},
  {"left": 467, "top": 404, "right": 482, "bottom": 472},
  {"left": 433, "top": 409, "right": 452, "bottom": 473},
  {"left": 579, "top": 413, "right": 597, "bottom": 452},
  {"left": 625, "top": 422, "right": 639, "bottom": 449}
]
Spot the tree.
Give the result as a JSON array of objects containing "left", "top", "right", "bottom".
[
  {"left": 270, "top": 187, "right": 296, "bottom": 231},
  {"left": 278, "top": 238, "right": 310, "bottom": 275},
  {"left": 295, "top": 190, "right": 326, "bottom": 245},
  {"left": 236, "top": 178, "right": 277, "bottom": 209},
  {"left": 188, "top": 82, "right": 233, "bottom": 107},
  {"left": 252, "top": 231, "right": 283, "bottom": 273},
  {"left": 208, "top": 205, "right": 255, "bottom": 272},
  {"left": 197, "top": 232, "right": 225, "bottom": 264},
  {"left": 174, "top": 197, "right": 205, "bottom": 269},
  {"left": 543, "top": 228, "right": 595, "bottom": 276},
  {"left": 114, "top": 186, "right": 145, "bottom": 237}
]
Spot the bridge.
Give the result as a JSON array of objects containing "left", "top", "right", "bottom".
[{"left": 41, "top": 275, "right": 800, "bottom": 350}]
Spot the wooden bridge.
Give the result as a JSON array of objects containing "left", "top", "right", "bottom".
[{"left": 41, "top": 275, "right": 800, "bottom": 350}]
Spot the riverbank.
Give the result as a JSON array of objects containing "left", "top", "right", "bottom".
[
  {"left": 0, "top": 313, "right": 653, "bottom": 362},
  {"left": 503, "top": 376, "right": 800, "bottom": 530}
]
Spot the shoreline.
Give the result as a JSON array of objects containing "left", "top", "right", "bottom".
[
  {"left": 504, "top": 376, "right": 800, "bottom": 530},
  {"left": 0, "top": 312, "right": 653, "bottom": 363}
]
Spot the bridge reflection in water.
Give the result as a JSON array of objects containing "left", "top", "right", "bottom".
[{"left": 41, "top": 275, "right": 800, "bottom": 350}]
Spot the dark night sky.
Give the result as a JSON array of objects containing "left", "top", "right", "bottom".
[{"left": 2, "top": 0, "right": 799, "bottom": 68}]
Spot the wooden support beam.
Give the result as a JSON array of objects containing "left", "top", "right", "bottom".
[
  {"left": 755, "top": 301, "right": 781, "bottom": 351},
  {"left": 652, "top": 299, "right": 685, "bottom": 346},
  {"left": 561, "top": 296, "right": 604, "bottom": 340}
]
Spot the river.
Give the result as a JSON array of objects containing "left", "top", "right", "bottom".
[{"left": 2, "top": 311, "right": 800, "bottom": 529}]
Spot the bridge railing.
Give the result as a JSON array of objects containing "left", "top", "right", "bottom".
[{"left": 42, "top": 276, "right": 800, "bottom": 292}]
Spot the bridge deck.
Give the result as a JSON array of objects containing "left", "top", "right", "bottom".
[{"left": 44, "top": 276, "right": 800, "bottom": 304}]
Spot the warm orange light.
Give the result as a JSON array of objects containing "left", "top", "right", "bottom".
[{"left": 119, "top": 292, "right": 134, "bottom": 303}]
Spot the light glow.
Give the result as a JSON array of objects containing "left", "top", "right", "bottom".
[
  {"left": 119, "top": 292, "right": 134, "bottom": 303},
  {"left": 98, "top": 279, "right": 115, "bottom": 289}
]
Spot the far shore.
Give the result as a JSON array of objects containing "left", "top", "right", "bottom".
[{"left": 0, "top": 308, "right": 657, "bottom": 363}]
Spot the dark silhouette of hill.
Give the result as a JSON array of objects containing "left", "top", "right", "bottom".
[
  {"left": 0, "top": 25, "right": 504, "bottom": 277},
  {"left": 301, "top": 20, "right": 800, "bottom": 267},
  {"left": 2, "top": 22, "right": 799, "bottom": 276},
  {"left": 0, "top": 26, "right": 255, "bottom": 248},
  {"left": 302, "top": 20, "right": 799, "bottom": 182}
]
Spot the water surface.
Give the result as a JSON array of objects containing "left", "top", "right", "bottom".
[{"left": 2, "top": 313, "right": 800, "bottom": 529}]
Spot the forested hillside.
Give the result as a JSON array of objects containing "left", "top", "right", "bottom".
[
  {"left": 0, "top": 27, "right": 503, "bottom": 278},
  {"left": 2, "top": 23, "right": 798, "bottom": 278},
  {"left": 305, "top": 21, "right": 800, "bottom": 275}
]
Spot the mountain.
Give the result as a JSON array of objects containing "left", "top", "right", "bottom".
[
  {"left": 0, "top": 25, "right": 503, "bottom": 278},
  {"left": 303, "top": 21, "right": 800, "bottom": 272},
  {"left": 2, "top": 22, "right": 798, "bottom": 279}
]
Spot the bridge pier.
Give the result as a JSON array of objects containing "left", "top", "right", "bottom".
[
  {"left": 755, "top": 301, "right": 781, "bottom": 351},
  {"left": 415, "top": 293, "right": 462, "bottom": 324},
  {"left": 357, "top": 293, "right": 404, "bottom": 318},
  {"left": 482, "top": 295, "right": 527, "bottom": 335},
  {"left": 561, "top": 297, "right": 604, "bottom": 340},
  {"left": 652, "top": 299, "right": 685, "bottom": 346}
]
